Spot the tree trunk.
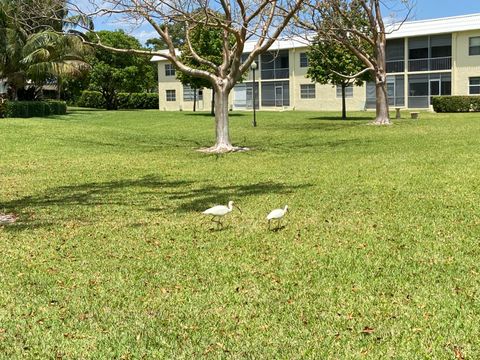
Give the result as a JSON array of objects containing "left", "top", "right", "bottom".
[
  {"left": 57, "top": 76, "right": 62, "bottom": 100},
  {"left": 373, "top": 71, "right": 390, "bottom": 124},
  {"left": 211, "top": 87, "right": 233, "bottom": 152},
  {"left": 193, "top": 88, "right": 197, "bottom": 112},
  {"left": 211, "top": 88, "right": 215, "bottom": 116},
  {"left": 373, "top": 38, "right": 390, "bottom": 125},
  {"left": 341, "top": 83, "right": 347, "bottom": 120}
]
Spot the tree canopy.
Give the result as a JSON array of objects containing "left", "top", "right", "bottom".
[
  {"left": 307, "top": 38, "right": 372, "bottom": 119},
  {"left": 86, "top": 30, "right": 156, "bottom": 109}
]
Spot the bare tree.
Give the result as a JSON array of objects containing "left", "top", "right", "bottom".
[
  {"left": 31, "top": 0, "right": 304, "bottom": 152},
  {"left": 299, "top": 0, "right": 413, "bottom": 125}
]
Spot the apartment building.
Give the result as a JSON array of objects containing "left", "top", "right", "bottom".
[{"left": 152, "top": 13, "right": 480, "bottom": 112}]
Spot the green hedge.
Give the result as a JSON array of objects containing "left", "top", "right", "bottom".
[
  {"left": 432, "top": 96, "right": 480, "bottom": 113},
  {"left": 117, "top": 93, "right": 159, "bottom": 109},
  {"left": 77, "top": 91, "right": 159, "bottom": 109},
  {"left": 2, "top": 100, "right": 67, "bottom": 118},
  {"left": 77, "top": 91, "right": 106, "bottom": 109}
]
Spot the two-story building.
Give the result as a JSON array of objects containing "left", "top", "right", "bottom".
[{"left": 152, "top": 13, "right": 480, "bottom": 112}]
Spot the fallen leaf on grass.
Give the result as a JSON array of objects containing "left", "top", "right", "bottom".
[
  {"left": 453, "top": 346, "right": 464, "bottom": 360},
  {"left": 361, "top": 326, "right": 375, "bottom": 335}
]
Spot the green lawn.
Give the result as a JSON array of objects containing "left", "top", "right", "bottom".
[{"left": 1, "top": 109, "right": 480, "bottom": 359}]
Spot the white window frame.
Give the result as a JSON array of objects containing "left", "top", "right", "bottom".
[
  {"left": 165, "top": 63, "right": 176, "bottom": 76},
  {"left": 183, "top": 85, "right": 203, "bottom": 102},
  {"left": 469, "top": 37, "right": 480, "bottom": 56},
  {"left": 300, "top": 84, "right": 315, "bottom": 99},
  {"left": 166, "top": 89, "right": 176, "bottom": 102},
  {"left": 469, "top": 77, "right": 480, "bottom": 95},
  {"left": 336, "top": 84, "right": 353, "bottom": 98},
  {"left": 299, "top": 53, "right": 309, "bottom": 68}
]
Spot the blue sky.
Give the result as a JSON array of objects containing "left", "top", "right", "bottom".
[
  {"left": 92, "top": 1, "right": 480, "bottom": 44},
  {"left": 412, "top": 0, "right": 479, "bottom": 20}
]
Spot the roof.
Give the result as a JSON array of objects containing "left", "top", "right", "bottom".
[
  {"left": 386, "top": 12, "right": 480, "bottom": 39},
  {"left": 151, "top": 13, "right": 480, "bottom": 62}
]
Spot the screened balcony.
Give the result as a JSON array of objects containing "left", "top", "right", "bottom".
[
  {"left": 408, "top": 34, "right": 452, "bottom": 72},
  {"left": 386, "top": 38, "right": 405, "bottom": 73},
  {"left": 386, "top": 60, "right": 404, "bottom": 73},
  {"left": 408, "top": 56, "right": 452, "bottom": 72},
  {"left": 260, "top": 50, "right": 290, "bottom": 80}
]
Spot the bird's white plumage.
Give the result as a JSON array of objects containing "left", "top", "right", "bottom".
[
  {"left": 202, "top": 201, "right": 234, "bottom": 217},
  {"left": 267, "top": 205, "right": 288, "bottom": 220}
]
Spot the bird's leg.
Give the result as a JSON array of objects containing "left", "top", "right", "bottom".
[{"left": 211, "top": 217, "right": 223, "bottom": 230}]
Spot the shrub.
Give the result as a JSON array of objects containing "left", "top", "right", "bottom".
[
  {"left": 47, "top": 100, "right": 67, "bottom": 115},
  {"left": 432, "top": 96, "right": 480, "bottom": 113},
  {"left": 77, "top": 91, "right": 159, "bottom": 110},
  {"left": 3, "top": 100, "right": 67, "bottom": 118},
  {"left": 77, "top": 91, "right": 106, "bottom": 109}
]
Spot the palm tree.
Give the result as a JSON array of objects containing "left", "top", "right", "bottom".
[
  {"left": 0, "top": 0, "right": 90, "bottom": 100},
  {"left": 21, "top": 31, "right": 91, "bottom": 99},
  {"left": 0, "top": 1, "right": 28, "bottom": 100}
]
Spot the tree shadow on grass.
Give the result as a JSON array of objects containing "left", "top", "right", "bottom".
[
  {"left": 0, "top": 175, "right": 311, "bottom": 231},
  {"left": 308, "top": 115, "right": 373, "bottom": 121},
  {"left": 184, "top": 112, "right": 248, "bottom": 118}
]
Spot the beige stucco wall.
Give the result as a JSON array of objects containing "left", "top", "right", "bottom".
[
  {"left": 156, "top": 49, "right": 368, "bottom": 112},
  {"left": 157, "top": 61, "right": 216, "bottom": 111},
  {"left": 453, "top": 30, "right": 480, "bottom": 95},
  {"left": 156, "top": 31, "right": 480, "bottom": 112},
  {"left": 290, "top": 47, "right": 366, "bottom": 111}
]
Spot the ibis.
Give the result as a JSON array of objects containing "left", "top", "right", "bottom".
[
  {"left": 267, "top": 205, "right": 288, "bottom": 230},
  {"left": 202, "top": 201, "right": 241, "bottom": 229}
]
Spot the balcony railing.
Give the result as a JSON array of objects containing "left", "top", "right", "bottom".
[
  {"left": 408, "top": 57, "right": 452, "bottom": 72},
  {"left": 260, "top": 68, "right": 289, "bottom": 80},
  {"left": 386, "top": 60, "right": 404, "bottom": 73}
]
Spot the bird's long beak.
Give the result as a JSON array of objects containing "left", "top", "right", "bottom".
[{"left": 235, "top": 205, "right": 243, "bottom": 214}]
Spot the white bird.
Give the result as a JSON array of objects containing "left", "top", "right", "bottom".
[
  {"left": 267, "top": 205, "right": 288, "bottom": 230},
  {"left": 202, "top": 201, "right": 241, "bottom": 228}
]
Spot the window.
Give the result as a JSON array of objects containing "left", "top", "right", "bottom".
[
  {"left": 336, "top": 84, "right": 353, "bottom": 98},
  {"left": 431, "top": 34, "right": 452, "bottom": 58},
  {"left": 408, "top": 73, "right": 451, "bottom": 108},
  {"left": 233, "top": 83, "right": 259, "bottom": 109},
  {"left": 387, "top": 75, "right": 405, "bottom": 107},
  {"left": 300, "top": 84, "right": 315, "bottom": 99},
  {"left": 366, "top": 75, "right": 405, "bottom": 109},
  {"left": 386, "top": 38, "right": 405, "bottom": 73},
  {"left": 183, "top": 85, "right": 203, "bottom": 101},
  {"left": 469, "top": 37, "right": 480, "bottom": 56},
  {"left": 261, "top": 81, "right": 290, "bottom": 107},
  {"left": 165, "top": 63, "right": 176, "bottom": 76},
  {"left": 261, "top": 50, "right": 289, "bottom": 79},
  {"left": 166, "top": 89, "right": 176, "bottom": 102},
  {"left": 470, "top": 77, "right": 480, "bottom": 94},
  {"left": 300, "top": 53, "right": 308, "bottom": 68},
  {"left": 408, "top": 35, "right": 452, "bottom": 71}
]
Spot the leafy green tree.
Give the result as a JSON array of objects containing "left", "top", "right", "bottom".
[
  {"left": 307, "top": 39, "right": 372, "bottom": 119},
  {"left": 86, "top": 30, "right": 156, "bottom": 109}
]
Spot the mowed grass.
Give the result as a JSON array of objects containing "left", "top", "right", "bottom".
[{"left": 1, "top": 108, "right": 480, "bottom": 359}]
